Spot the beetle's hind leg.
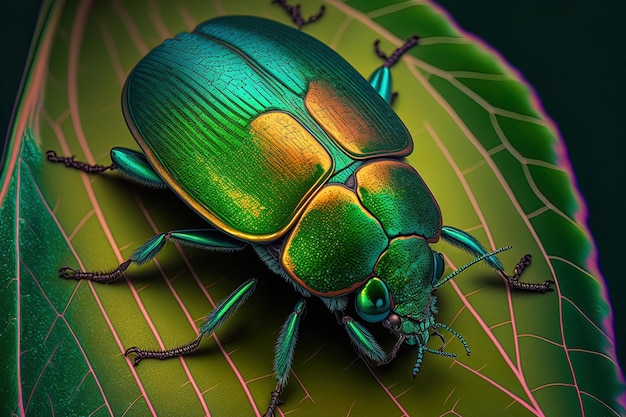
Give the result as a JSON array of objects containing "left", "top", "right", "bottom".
[
  {"left": 47, "top": 150, "right": 115, "bottom": 173},
  {"left": 125, "top": 279, "right": 257, "bottom": 365},
  {"left": 59, "top": 228, "right": 246, "bottom": 283},
  {"left": 48, "top": 147, "right": 169, "bottom": 188},
  {"left": 368, "top": 36, "right": 419, "bottom": 105},
  {"left": 272, "top": 0, "right": 325, "bottom": 29}
]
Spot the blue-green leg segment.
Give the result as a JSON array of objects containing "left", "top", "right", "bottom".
[
  {"left": 440, "top": 226, "right": 504, "bottom": 270},
  {"left": 369, "top": 67, "right": 394, "bottom": 104},
  {"left": 110, "top": 147, "right": 167, "bottom": 188},
  {"left": 265, "top": 300, "right": 306, "bottom": 417},
  {"left": 342, "top": 316, "right": 386, "bottom": 363},
  {"left": 125, "top": 278, "right": 257, "bottom": 365},
  {"left": 59, "top": 228, "right": 246, "bottom": 282},
  {"left": 440, "top": 225, "right": 553, "bottom": 292},
  {"left": 47, "top": 147, "right": 168, "bottom": 188},
  {"left": 368, "top": 35, "right": 419, "bottom": 104}
]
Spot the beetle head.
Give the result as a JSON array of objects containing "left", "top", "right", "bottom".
[
  {"left": 352, "top": 236, "right": 469, "bottom": 375},
  {"left": 353, "top": 236, "right": 442, "bottom": 328}
]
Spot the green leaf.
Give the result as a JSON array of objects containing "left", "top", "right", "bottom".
[{"left": 2, "top": 0, "right": 623, "bottom": 416}]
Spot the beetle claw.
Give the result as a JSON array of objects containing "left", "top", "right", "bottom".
[
  {"left": 124, "top": 346, "right": 147, "bottom": 366},
  {"left": 59, "top": 266, "right": 79, "bottom": 280}
]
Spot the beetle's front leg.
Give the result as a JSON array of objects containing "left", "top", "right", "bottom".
[
  {"left": 341, "top": 316, "right": 386, "bottom": 364},
  {"left": 59, "top": 228, "right": 246, "bottom": 283},
  {"left": 499, "top": 254, "right": 553, "bottom": 292},
  {"left": 440, "top": 225, "right": 554, "bottom": 292}
]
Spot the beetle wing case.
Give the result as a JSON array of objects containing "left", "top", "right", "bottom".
[{"left": 121, "top": 16, "right": 412, "bottom": 243}]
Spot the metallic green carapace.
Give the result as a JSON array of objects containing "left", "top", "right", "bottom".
[
  {"left": 48, "top": 12, "right": 552, "bottom": 417},
  {"left": 122, "top": 16, "right": 412, "bottom": 241}
]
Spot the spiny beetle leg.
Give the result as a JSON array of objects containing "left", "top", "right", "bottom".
[
  {"left": 125, "top": 279, "right": 257, "bottom": 365},
  {"left": 46, "top": 150, "right": 115, "bottom": 173},
  {"left": 263, "top": 388, "right": 284, "bottom": 417},
  {"left": 380, "top": 334, "right": 407, "bottom": 365},
  {"left": 264, "top": 300, "right": 306, "bottom": 417},
  {"left": 374, "top": 35, "right": 420, "bottom": 69},
  {"left": 434, "top": 323, "right": 470, "bottom": 356},
  {"left": 342, "top": 315, "right": 386, "bottom": 363},
  {"left": 369, "top": 36, "right": 419, "bottom": 104},
  {"left": 47, "top": 148, "right": 168, "bottom": 188},
  {"left": 431, "top": 327, "right": 447, "bottom": 348},
  {"left": 125, "top": 334, "right": 203, "bottom": 366},
  {"left": 440, "top": 225, "right": 554, "bottom": 293},
  {"left": 59, "top": 229, "right": 246, "bottom": 283},
  {"left": 500, "top": 254, "right": 554, "bottom": 292},
  {"left": 272, "top": 0, "right": 325, "bottom": 29},
  {"left": 59, "top": 260, "right": 131, "bottom": 283}
]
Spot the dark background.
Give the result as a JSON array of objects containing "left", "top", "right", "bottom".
[{"left": 2, "top": 0, "right": 624, "bottom": 376}]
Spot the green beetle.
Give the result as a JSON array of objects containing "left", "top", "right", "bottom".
[{"left": 47, "top": 11, "right": 552, "bottom": 417}]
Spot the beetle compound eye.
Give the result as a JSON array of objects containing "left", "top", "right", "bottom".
[
  {"left": 355, "top": 277, "right": 392, "bottom": 323},
  {"left": 432, "top": 252, "right": 445, "bottom": 285}
]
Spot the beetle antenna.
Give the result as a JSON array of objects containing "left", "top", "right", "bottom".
[{"left": 433, "top": 246, "right": 511, "bottom": 289}]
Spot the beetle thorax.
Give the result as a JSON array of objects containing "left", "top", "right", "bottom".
[{"left": 375, "top": 235, "right": 437, "bottom": 319}]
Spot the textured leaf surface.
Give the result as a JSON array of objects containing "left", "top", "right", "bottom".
[{"left": 2, "top": 0, "right": 624, "bottom": 416}]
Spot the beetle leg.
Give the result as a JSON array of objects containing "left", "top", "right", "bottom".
[
  {"left": 109, "top": 147, "right": 167, "bottom": 188},
  {"left": 46, "top": 150, "right": 115, "bottom": 173},
  {"left": 368, "top": 36, "right": 419, "bottom": 104},
  {"left": 374, "top": 36, "right": 420, "bottom": 69},
  {"left": 440, "top": 225, "right": 554, "bottom": 292},
  {"left": 59, "top": 228, "right": 246, "bottom": 283},
  {"left": 341, "top": 316, "right": 386, "bottom": 363},
  {"left": 380, "top": 334, "right": 407, "bottom": 365},
  {"left": 272, "top": 0, "right": 325, "bottom": 30},
  {"left": 124, "top": 334, "right": 203, "bottom": 365},
  {"left": 125, "top": 278, "right": 257, "bottom": 365},
  {"left": 47, "top": 147, "right": 169, "bottom": 188},
  {"left": 264, "top": 389, "right": 284, "bottom": 417},
  {"left": 59, "top": 260, "right": 132, "bottom": 283},
  {"left": 499, "top": 254, "right": 554, "bottom": 292},
  {"left": 264, "top": 300, "right": 306, "bottom": 417}
]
